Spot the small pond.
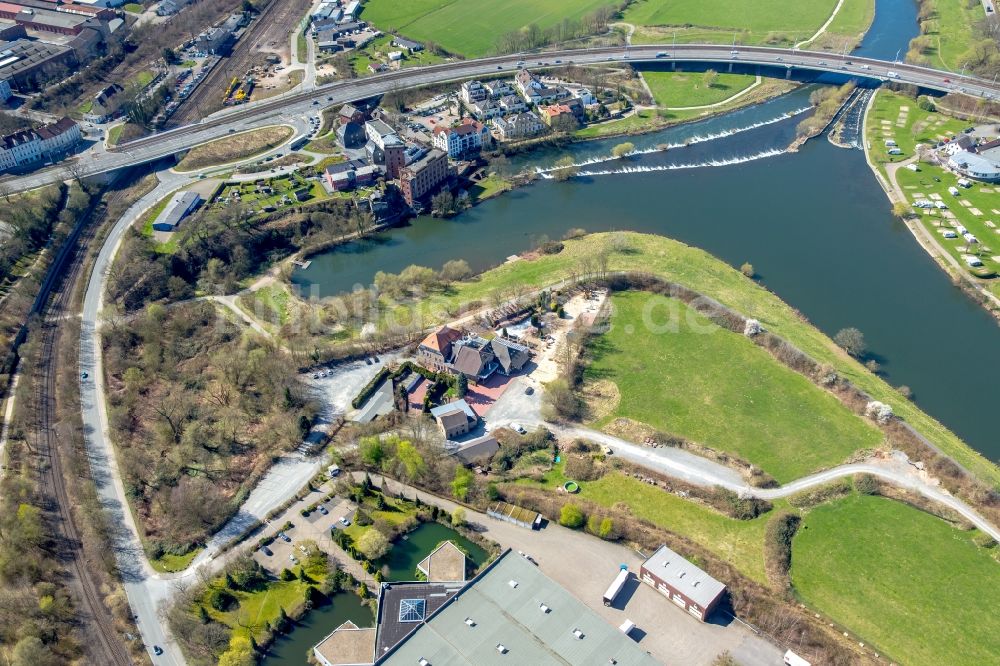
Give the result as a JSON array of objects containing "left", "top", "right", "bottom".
[
  {"left": 382, "top": 520, "right": 489, "bottom": 581},
  {"left": 261, "top": 591, "right": 373, "bottom": 666}
]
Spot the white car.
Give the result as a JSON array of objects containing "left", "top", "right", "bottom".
[
  {"left": 339, "top": 516, "right": 351, "bottom": 527},
  {"left": 511, "top": 423, "right": 527, "bottom": 434}
]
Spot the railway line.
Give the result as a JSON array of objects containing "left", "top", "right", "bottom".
[
  {"left": 167, "top": 0, "right": 312, "bottom": 128},
  {"left": 31, "top": 185, "right": 134, "bottom": 666}
]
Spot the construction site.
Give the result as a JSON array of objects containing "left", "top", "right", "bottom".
[{"left": 166, "top": 0, "right": 312, "bottom": 127}]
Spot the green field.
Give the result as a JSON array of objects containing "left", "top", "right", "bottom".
[
  {"left": 792, "top": 494, "right": 1000, "bottom": 665},
  {"left": 627, "top": 0, "right": 839, "bottom": 44},
  {"left": 643, "top": 71, "right": 756, "bottom": 108},
  {"left": 123, "top": 2, "right": 143, "bottom": 13},
  {"left": 107, "top": 124, "right": 124, "bottom": 146},
  {"left": 916, "top": 0, "right": 984, "bottom": 71},
  {"left": 360, "top": 0, "right": 617, "bottom": 57},
  {"left": 584, "top": 291, "right": 882, "bottom": 482}
]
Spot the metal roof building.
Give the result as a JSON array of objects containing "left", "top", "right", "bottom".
[
  {"left": 151, "top": 190, "right": 200, "bottom": 231},
  {"left": 639, "top": 544, "right": 726, "bottom": 621},
  {"left": 378, "top": 550, "right": 659, "bottom": 666}
]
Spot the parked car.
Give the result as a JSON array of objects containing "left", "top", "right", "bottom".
[
  {"left": 524, "top": 386, "right": 534, "bottom": 395},
  {"left": 153, "top": 646, "right": 163, "bottom": 655},
  {"left": 318, "top": 505, "right": 329, "bottom": 515},
  {"left": 289, "top": 554, "right": 299, "bottom": 564},
  {"left": 278, "top": 532, "right": 291, "bottom": 543},
  {"left": 512, "top": 423, "right": 526, "bottom": 434},
  {"left": 261, "top": 546, "right": 273, "bottom": 556},
  {"left": 339, "top": 516, "right": 351, "bottom": 527}
]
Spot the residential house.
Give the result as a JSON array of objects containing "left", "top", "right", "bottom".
[
  {"left": 491, "top": 337, "right": 530, "bottom": 375},
  {"left": 540, "top": 103, "right": 580, "bottom": 131},
  {"left": 430, "top": 399, "right": 477, "bottom": 439},
  {"left": 399, "top": 148, "right": 449, "bottom": 205},
  {"left": 449, "top": 336, "right": 497, "bottom": 383},
  {"left": 393, "top": 36, "right": 422, "bottom": 52},
  {"left": 522, "top": 84, "right": 569, "bottom": 106},
  {"left": 338, "top": 102, "right": 366, "bottom": 125},
  {"left": 469, "top": 98, "right": 501, "bottom": 120},
  {"left": 493, "top": 111, "right": 545, "bottom": 141},
  {"left": 460, "top": 79, "right": 486, "bottom": 104},
  {"left": 576, "top": 87, "right": 597, "bottom": 105},
  {"left": 417, "top": 325, "right": 463, "bottom": 372},
  {"left": 432, "top": 118, "right": 489, "bottom": 158},
  {"left": 498, "top": 94, "right": 526, "bottom": 114},
  {"left": 0, "top": 116, "right": 80, "bottom": 172},
  {"left": 483, "top": 79, "right": 514, "bottom": 98},
  {"left": 514, "top": 68, "right": 542, "bottom": 97},
  {"left": 84, "top": 82, "right": 124, "bottom": 123}
]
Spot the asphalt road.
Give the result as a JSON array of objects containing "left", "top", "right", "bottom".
[{"left": 4, "top": 43, "right": 999, "bottom": 194}]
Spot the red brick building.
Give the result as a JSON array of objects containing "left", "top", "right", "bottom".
[{"left": 399, "top": 148, "right": 448, "bottom": 206}]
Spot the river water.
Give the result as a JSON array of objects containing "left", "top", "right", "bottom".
[{"left": 294, "top": 0, "right": 1000, "bottom": 465}]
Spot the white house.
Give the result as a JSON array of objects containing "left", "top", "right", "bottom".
[
  {"left": 483, "top": 79, "right": 514, "bottom": 98},
  {"left": 498, "top": 94, "right": 526, "bottom": 114},
  {"left": 0, "top": 117, "right": 80, "bottom": 173},
  {"left": 576, "top": 87, "right": 596, "bottom": 105},
  {"left": 493, "top": 112, "right": 545, "bottom": 141},
  {"left": 432, "top": 118, "right": 490, "bottom": 158},
  {"left": 469, "top": 99, "right": 502, "bottom": 120},
  {"left": 460, "top": 80, "right": 486, "bottom": 104}
]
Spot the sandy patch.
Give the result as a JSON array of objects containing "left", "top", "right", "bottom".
[{"left": 580, "top": 378, "right": 620, "bottom": 423}]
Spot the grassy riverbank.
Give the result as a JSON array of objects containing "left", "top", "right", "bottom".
[
  {"left": 643, "top": 71, "right": 757, "bottom": 108},
  {"left": 300, "top": 231, "right": 999, "bottom": 488}
]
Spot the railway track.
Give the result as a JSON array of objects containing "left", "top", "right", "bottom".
[
  {"left": 31, "top": 185, "right": 133, "bottom": 666},
  {"left": 167, "top": 0, "right": 311, "bottom": 128}
]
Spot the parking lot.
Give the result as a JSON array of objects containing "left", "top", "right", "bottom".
[{"left": 253, "top": 490, "right": 359, "bottom": 575}]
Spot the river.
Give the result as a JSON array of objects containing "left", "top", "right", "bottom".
[{"left": 293, "top": 0, "right": 1000, "bottom": 465}]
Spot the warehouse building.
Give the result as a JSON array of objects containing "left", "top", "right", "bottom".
[
  {"left": 313, "top": 549, "right": 657, "bottom": 666},
  {"left": 0, "top": 38, "right": 74, "bottom": 89},
  {"left": 151, "top": 190, "right": 201, "bottom": 231},
  {"left": 639, "top": 544, "right": 726, "bottom": 622}
]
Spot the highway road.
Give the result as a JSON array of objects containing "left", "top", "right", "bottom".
[{"left": 4, "top": 43, "right": 1000, "bottom": 194}]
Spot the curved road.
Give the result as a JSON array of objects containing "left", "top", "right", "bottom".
[{"left": 4, "top": 43, "right": 1000, "bottom": 193}]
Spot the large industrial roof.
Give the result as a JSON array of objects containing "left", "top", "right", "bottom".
[{"left": 378, "top": 551, "right": 658, "bottom": 666}]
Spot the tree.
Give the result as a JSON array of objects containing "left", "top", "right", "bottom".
[
  {"left": 740, "top": 262, "right": 755, "bottom": 278},
  {"left": 451, "top": 465, "right": 474, "bottom": 500},
  {"left": 11, "top": 637, "right": 58, "bottom": 666},
  {"left": 451, "top": 507, "right": 466, "bottom": 526},
  {"left": 357, "top": 529, "right": 390, "bottom": 560},
  {"left": 218, "top": 636, "right": 256, "bottom": 666},
  {"left": 208, "top": 588, "right": 237, "bottom": 612},
  {"left": 892, "top": 201, "right": 912, "bottom": 219},
  {"left": 162, "top": 47, "right": 178, "bottom": 64},
  {"left": 559, "top": 503, "right": 585, "bottom": 528},
  {"left": 611, "top": 142, "right": 635, "bottom": 158},
  {"left": 359, "top": 436, "right": 387, "bottom": 468},
  {"left": 393, "top": 440, "right": 426, "bottom": 481},
  {"left": 440, "top": 259, "right": 472, "bottom": 282},
  {"left": 431, "top": 190, "right": 456, "bottom": 217},
  {"left": 552, "top": 156, "right": 578, "bottom": 181},
  {"left": 703, "top": 69, "right": 719, "bottom": 88},
  {"left": 834, "top": 327, "right": 866, "bottom": 357},
  {"left": 456, "top": 373, "right": 468, "bottom": 398},
  {"left": 279, "top": 568, "right": 296, "bottom": 581}
]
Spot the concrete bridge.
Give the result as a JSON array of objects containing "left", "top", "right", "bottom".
[{"left": 3, "top": 43, "right": 998, "bottom": 193}]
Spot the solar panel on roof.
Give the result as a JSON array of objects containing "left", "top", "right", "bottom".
[{"left": 399, "top": 598, "right": 426, "bottom": 622}]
